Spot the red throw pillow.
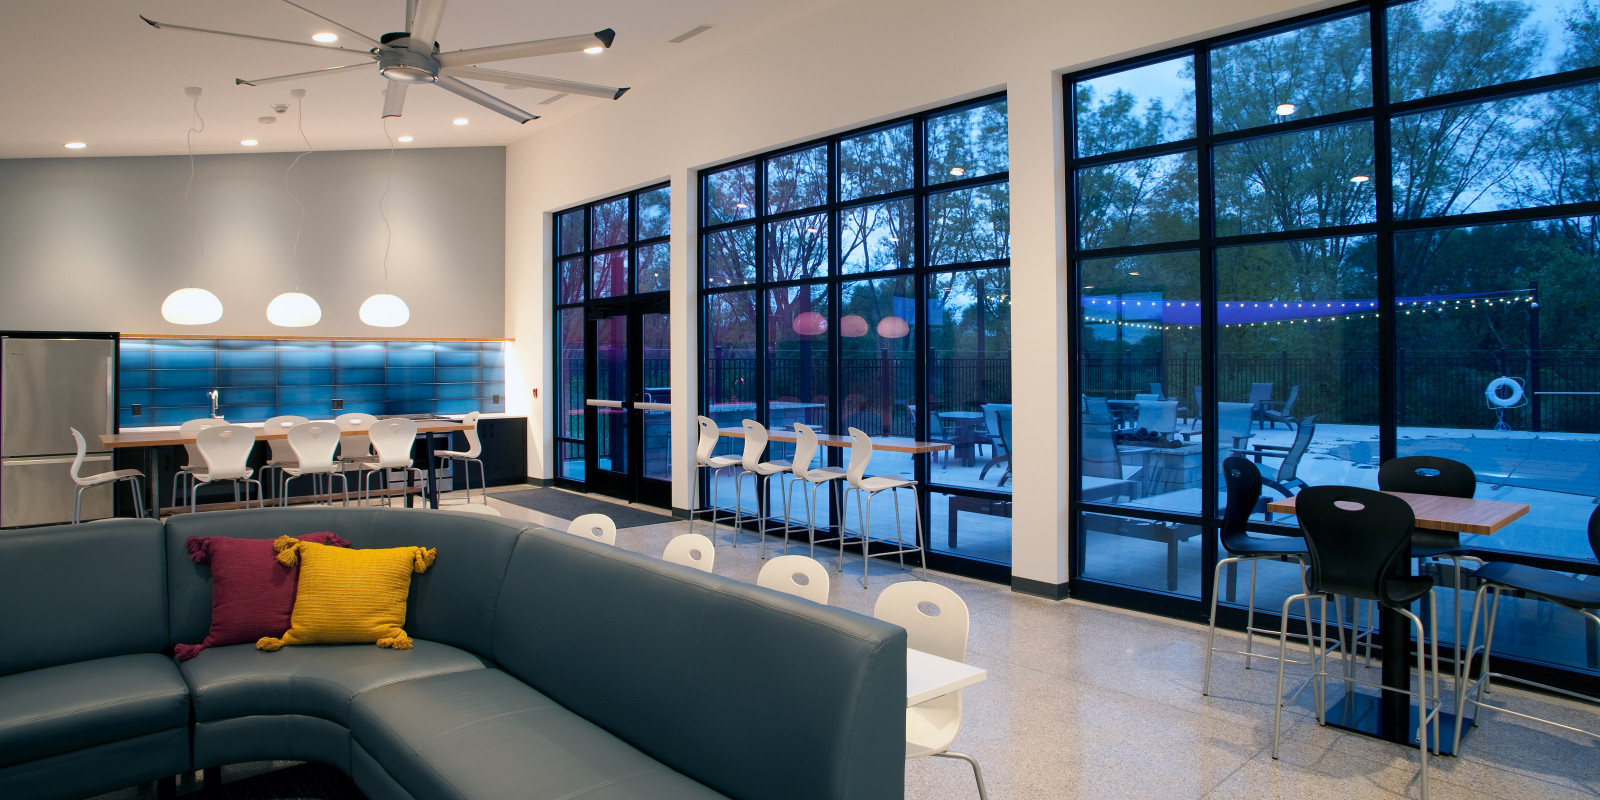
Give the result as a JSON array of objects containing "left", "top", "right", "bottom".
[{"left": 174, "top": 532, "right": 351, "bottom": 661}]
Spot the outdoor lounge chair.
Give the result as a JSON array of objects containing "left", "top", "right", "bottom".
[
  {"left": 1234, "top": 414, "right": 1318, "bottom": 508},
  {"left": 1258, "top": 385, "right": 1301, "bottom": 430},
  {"left": 1246, "top": 382, "right": 1274, "bottom": 429}
]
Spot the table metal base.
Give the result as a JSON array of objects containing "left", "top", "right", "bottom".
[{"left": 1322, "top": 690, "right": 1471, "bottom": 755}]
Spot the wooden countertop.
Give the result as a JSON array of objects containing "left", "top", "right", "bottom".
[
  {"left": 718, "top": 427, "right": 951, "bottom": 455},
  {"left": 102, "top": 419, "right": 470, "bottom": 448},
  {"left": 1265, "top": 490, "right": 1529, "bottom": 536}
]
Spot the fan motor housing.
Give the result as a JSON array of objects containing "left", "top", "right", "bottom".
[{"left": 377, "top": 34, "right": 441, "bottom": 83}]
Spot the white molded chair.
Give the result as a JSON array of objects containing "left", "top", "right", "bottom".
[
  {"left": 172, "top": 417, "right": 227, "bottom": 509},
  {"left": 279, "top": 422, "right": 348, "bottom": 507},
  {"left": 687, "top": 415, "right": 741, "bottom": 542},
  {"left": 190, "top": 424, "right": 264, "bottom": 513},
  {"left": 735, "top": 419, "right": 793, "bottom": 558},
  {"left": 786, "top": 422, "right": 849, "bottom": 564},
  {"left": 663, "top": 532, "right": 715, "bottom": 572},
  {"left": 843, "top": 427, "right": 925, "bottom": 587},
  {"left": 874, "top": 581, "right": 988, "bottom": 800},
  {"left": 260, "top": 415, "right": 308, "bottom": 500},
  {"left": 443, "top": 502, "right": 501, "bottom": 516},
  {"left": 568, "top": 513, "right": 617, "bottom": 546},
  {"left": 435, "top": 411, "right": 487, "bottom": 505},
  {"left": 334, "top": 412, "right": 379, "bottom": 466},
  {"left": 756, "top": 554, "right": 830, "bottom": 604},
  {"left": 68, "top": 427, "right": 145, "bottom": 523},
  {"left": 348, "top": 418, "right": 426, "bottom": 505}
]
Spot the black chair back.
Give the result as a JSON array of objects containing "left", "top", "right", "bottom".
[
  {"left": 1295, "top": 485, "right": 1423, "bottom": 605},
  {"left": 1275, "top": 414, "right": 1318, "bottom": 485},
  {"left": 1377, "top": 455, "right": 1475, "bottom": 499},
  {"left": 1221, "top": 456, "right": 1264, "bottom": 554},
  {"left": 1589, "top": 505, "right": 1600, "bottom": 562}
]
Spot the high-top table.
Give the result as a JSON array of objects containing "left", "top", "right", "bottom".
[
  {"left": 1266, "top": 490, "right": 1529, "bottom": 752},
  {"left": 102, "top": 419, "right": 470, "bottom": 514}
]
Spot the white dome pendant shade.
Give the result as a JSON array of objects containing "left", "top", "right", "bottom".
[
  {"left": 359, "top": 293, "right": 410, "bottom": 327},
  {"left": 266, "top": 292, "right": 322, "bottom": 327},
  {"left": 161, "top": 287, "right": 224, "bottom": 325}
]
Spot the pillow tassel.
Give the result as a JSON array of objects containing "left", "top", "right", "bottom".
[
  {"left": 173, "top": 643, "right": 204, "bottom": 661},
  {"left": 256, "top": 636, "right": 286, "bottom": 651},
  {"left": 185, "top": 537, "right": 213, "bottom": 565},
  {"left": 377, "top": 632, "right": 414, "bottom": 649},
  {"left": 273, "top": 537, "right": 302, "bottom": 567},
  {"left": 412, "top": 547, "right": 437, "bottom": 573}
]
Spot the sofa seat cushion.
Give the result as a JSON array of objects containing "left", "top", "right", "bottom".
[
  {"left": 351, "top": 669, "right": 729, "bottom": 800},
  {"left": 0, "top": 654, "right": 189, "bottom": 768},
  {"left": 181, "top": 640, "right": 485, "bottom": 726}
]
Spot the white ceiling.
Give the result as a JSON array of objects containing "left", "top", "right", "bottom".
[{"left": 2, "top": 0, "right": 832, "bottom": 159}]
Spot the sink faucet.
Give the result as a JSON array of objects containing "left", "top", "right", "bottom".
[{"left": 208, "top": 390, "right": 221, "bottom": 419}]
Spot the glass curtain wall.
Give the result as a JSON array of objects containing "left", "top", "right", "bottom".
[
  {"left": 553, "top": 184, "right": 670, "bottom": 485},
  {"left": 700, "top": 95, "right": 1014, "bottom": 575},
  {"left": 1069, "top": 0, "right": 1600, "bottom": 686}
]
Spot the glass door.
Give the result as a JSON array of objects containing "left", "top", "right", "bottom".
[{"left": 584, "top": 298, "right": 671, "bottom": 507}]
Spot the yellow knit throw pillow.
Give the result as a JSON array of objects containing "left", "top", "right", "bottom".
[{"left": 256, "top": 536, "right": 436, "bottom": 652}]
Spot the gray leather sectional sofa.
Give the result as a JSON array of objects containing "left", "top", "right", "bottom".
[{"left": 0, "top": 507, "right": 906, "bottom": 800}]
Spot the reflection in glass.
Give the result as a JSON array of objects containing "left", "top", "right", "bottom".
[
  {"left": 560, "top": 441, "right": 585, "bottom": 481},
  {"left": 767, "top": 145, "right": 830, "bottom": 214},
  {"left": 841, "top": 123, "right": 915, "bottom": 200},
  {"left": 766, "top": 284, "right": 831, "bottom": 433},
  {"left": 641, "top": 311, "right": 672, "bottom": 482},
  {"left": 1210, "top": 12, "right": 1372, "bottom": 132},
  {"left": 1080, "top": 512, "right": 1203, "bottom": 596},
  {"left": 705, "top": 225, "right": 757, "bottom": 287},
  {"left": 1214, "top": 121, "right": 1375, "bottom": 236},
  {"left": 637, "top": 242, "right": 669, "bottom": 293},
  {"left": 636, "top": 186, "right": 670, "bottom": 240},
  {"left": 840, "top": 276, "right": 917, "bottom": 436},
  {"left": 558, "top": 257, "right": 584, "bottom": 304},
  {"left": 557, "top": 209, "right": 585, "bottom": 256},
  {"left": 1077, "top": 151, "right": 1198, "bottom": 249},
  {"left": 706, "top": 163, "right": 756, "bottom": 225},
  {"left": 1392, "top": 83, "right": 1599, "bottom": 219},
  {"left": 556, "top": 308, "right": 585, "bottom": 440},
  {"left": 1075, "top": 56, "right": 1196, "bottom": 157},
  {"left": 595, "top": 315, "right": 627, "bottom": 473},
  {"left": 927, "top": 183, "right": 1010, "bottom": 265},
  {"left": 927, "top": 99, "right": 1009, "bottom": 184},
  {"left": 591, "top": 250, "right": 628, "bottom": 298},
  {"left": 704, "top": 291, "right": 758, "bottom": 406},
  {"left": 766, "top": 213, "right": 830, "bottom": 282},
  {"left": 928, "top": 269, "right": 1012, "bottom": 494},
  {"left": 929, "top": 491, "right": 1012, "bottom": 563},
  {"left": 591, "top": 197, "right": 629, "bottom": 249},
  {"left": 841, "top": 199, "right": 914, "bottom": 274},
  {"left": 1388, "top": 0, "right": 1600, "bottom": 102}
]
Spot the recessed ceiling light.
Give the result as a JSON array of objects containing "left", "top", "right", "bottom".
[
  {"left": 949, "top": 167, "right": 966, "bottom": 176},
  {"left": 397, "top": 135, "right": 414, "bottom": 143},
  {"left": 583, "top": 45, "right": 604, "bottom": 54},
  {"left": 452, "top": 118, "right": 469, "bottom": 126},
  {"left": 240, "top": 139, "right": 259, "bottom": 146},
  {"left": 64, "top": 142, "right": 87, "bottom": 149},
  {"left": 312, "top": 32, "right": 338, "bottom": 43},
  {"left": 1350, "top": 174, "right": 1370, "bottom": 183},
  {"left": 1275, "top": 103, "right": 1297, "bottom": 116}
]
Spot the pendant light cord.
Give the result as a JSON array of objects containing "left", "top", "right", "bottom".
[
  {"left": 185, "top": 93, "right": 206, "bottom": 276},
  {"left": 379, "top": 118, "right": 396, "bottom": 291},
  {"left": 285, "top": 93, "right": 315, "bottom": 292}
]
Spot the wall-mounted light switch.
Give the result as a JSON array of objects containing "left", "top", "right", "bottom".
[
  {"left": 331, "top": 398, "right": 344, "bottom": 410},
  {"left": 131, "top": 403, "right": 142, "bottom": 417}
]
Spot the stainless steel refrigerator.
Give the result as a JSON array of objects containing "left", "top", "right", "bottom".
[{"left": 1, "top": 336, "right": 117, "bottom": 527}]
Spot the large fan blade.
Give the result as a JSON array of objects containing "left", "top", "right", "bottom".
[
  {"left": 275, "top": 0, "right": 385, "bottom": 50},
  {"left": 236, "top": 62, "right": 371, "bottom": 87},
  {"left": 383, "top": 83, "right": 410, "bottom": 118},
  {"left": 409, "top": 0, "right": 449, "bottom": 51},
  {"left": 437, "top": 29, "right": 614, "bottom": 67},
  {"left": 433, "top": 76, "right": 537, "bottom": 123},
  {"left": 140, "top": 16, "right": 373, "bottom": 57},
  {"left": 442, "top": 66, "right": 628, "bottom": 99}
]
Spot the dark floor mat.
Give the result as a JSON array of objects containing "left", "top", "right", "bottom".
[{"left": 493, "top": 487, "right": 676, "bottom": 528}]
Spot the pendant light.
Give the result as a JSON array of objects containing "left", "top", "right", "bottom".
[
  {"left": 268, "top": 88, "right": 322, "bottom": 328},
  {"left": 162, "top": 86, "right": 224, "bottom": 325},
  {"left": 361, "top": 119, "right": 410, "bottom": 328}
]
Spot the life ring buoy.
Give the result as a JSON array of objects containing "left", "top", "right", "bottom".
[{"left": 1486, "top": 377, "right": 1523, "bottom": 408}]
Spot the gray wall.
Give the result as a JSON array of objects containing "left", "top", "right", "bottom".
[{"left": 0, "top": 147, "right": 505, "bottom": 338}]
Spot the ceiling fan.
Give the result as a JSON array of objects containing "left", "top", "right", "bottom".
[{"left": 140, "top": 0, "right": 629, "bottom": 123}]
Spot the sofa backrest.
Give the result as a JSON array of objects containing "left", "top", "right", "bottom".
[
  {"left": 0, "top": 518, "right": 169, "bottom": 676},
  {"left": 493, "top": 529, "right": 906, "bottom": 800},
  {"left": 165, "top": 507, "right": 525, "bottom": 661}
]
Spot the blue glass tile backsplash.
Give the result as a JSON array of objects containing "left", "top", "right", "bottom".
[{"left": 119, "top": 339, "right": 507, "bottom": 428}]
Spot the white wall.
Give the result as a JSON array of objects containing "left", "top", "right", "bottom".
[
  {"left": 504, "top": 0, "right": 1338, "bottom": 587},
  {"left": 0, "top": 147, "right": 506, "bottom": 338}
]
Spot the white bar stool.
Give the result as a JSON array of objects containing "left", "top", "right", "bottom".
[
  {"left": 687, "top": 415, "right": 741, "bottom": 543},
  {"left": 68, "top": 427, "right": 145, "bottom": 523},
  {"left": 190, "top": 425, "right": 264, "bottom": 512},
  {"left": 842, "top": 427, "right": 925, "bottom": 587},
  {"left": 735, "top": 419, "right": 792, "bottom": 559},
  {"left": 347, "top": 418, "right": 427, "bottom": 506},
  {"left": 260, "top": 415, "right": 308, "bottom": 501},
  {"left": 334, "top": 412, "right": 379, "bottom": 469},
  {"left": 785, "top": 422, "right": 849, "bottom": 564},
  {"left": 434, "top": 411, "right": 487, "bottom": 504},
  {"left": 171, "top": 417, "right": 227, "bottom": 510},
  {"left": 279, "top": 422, "right": 348, "bottom": 506}
]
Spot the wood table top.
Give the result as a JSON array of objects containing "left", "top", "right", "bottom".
[
  {"left": 1265, "top": 490, "right": 1530, "bottom": 536},
  {"left": 101, "top": 419, "right": 470, "bottom": 448},
  {"left": 717, "top": 427, "right": 951, "bottom": 455}
]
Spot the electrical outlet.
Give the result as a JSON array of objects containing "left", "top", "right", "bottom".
[
  {"left": 493, "top": 394, "right": 501, "bottom": 404},
  {"left": 332, "top": 398, "right": 344, "bottom": 410},
  {"left": 131, "top": 403, "right": 142, "bottom": 417}
]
